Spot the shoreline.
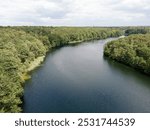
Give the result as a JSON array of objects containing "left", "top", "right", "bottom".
[
  {"left": 27, "top": 56, "right": 45, "bottom": 72},
  {"left": 21, "top": 56, "right": 45, "bottom": 82}
]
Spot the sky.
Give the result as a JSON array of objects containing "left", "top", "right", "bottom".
[{"left": 0, "top": 0, "right": 150, "bottom": 26}]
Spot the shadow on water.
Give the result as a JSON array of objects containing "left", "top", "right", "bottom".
[{"left": 103, "top": 56, "right": 150, "bottom": 89}]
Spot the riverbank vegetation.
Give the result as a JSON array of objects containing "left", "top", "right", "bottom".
[
  {"left": 104, "top": 34, "right": 150, "bottom": 75},
  {"left": 0, "top": 27, "right": 123, "bottom": 112}
]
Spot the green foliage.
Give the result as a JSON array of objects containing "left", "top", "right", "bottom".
[
  {"left": 15, "top": 27, "right": 123, "bottom": 47},
  {"left": 104, "top": 34, "right": 150, "bottom": 75},
  {"left": 125, "top": 27, "right": 150, "bottom": 36},
  {"left": 0, "top": 28, "right": 46, "bottom": 112}
]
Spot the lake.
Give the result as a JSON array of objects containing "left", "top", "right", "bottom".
[{"left": 23, "top": 38, "right": 150, "bottom": 113}]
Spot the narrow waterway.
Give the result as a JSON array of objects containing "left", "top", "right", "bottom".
[{"left": 23, "top": 38, "right": 150, "bottom": 113}]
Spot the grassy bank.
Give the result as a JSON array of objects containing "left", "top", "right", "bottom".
[{"left": 27, "top": 56, "right": 45, "bottom": 72}]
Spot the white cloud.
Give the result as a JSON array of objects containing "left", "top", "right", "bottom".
[{"left": 0, "top": 0, "right": 150, "bottom": 26}]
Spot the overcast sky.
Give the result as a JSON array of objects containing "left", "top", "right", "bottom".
[{"left": 0, "top": 0, "right": 150, "bottom": 26}]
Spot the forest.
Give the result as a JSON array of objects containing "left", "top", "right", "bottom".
[
  {"left": 125, "top": 27, "right": 150, "bottom": 36},
  {"left": 104, "top": 34, "right": 150, "bottom": 75},
  {"left": 0, "top": 27, "right": 123, "bottom": 112}
]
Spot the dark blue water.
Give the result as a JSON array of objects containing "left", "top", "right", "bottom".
[{"left": 23, "top": 38, "right": 150, "bottom": 113}]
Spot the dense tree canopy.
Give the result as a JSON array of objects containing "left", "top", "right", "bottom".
[
  {"left": 124, "top": 27, "right": 150, "bottom": 36},
  {"left": 104, "top": 34, "right": 150, "bottom": 75}
]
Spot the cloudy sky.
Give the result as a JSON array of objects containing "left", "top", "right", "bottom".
[{"left": 0, "top": 0, "right": 150, "bottom": 26}]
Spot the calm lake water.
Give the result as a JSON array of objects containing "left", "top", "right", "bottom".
[{"left": 23, "top": 38, "right": 150, "bottom": 113}]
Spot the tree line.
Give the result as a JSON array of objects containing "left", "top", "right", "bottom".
[{"left": 125, "top": 28, "right": 150, "bottom": 36}]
